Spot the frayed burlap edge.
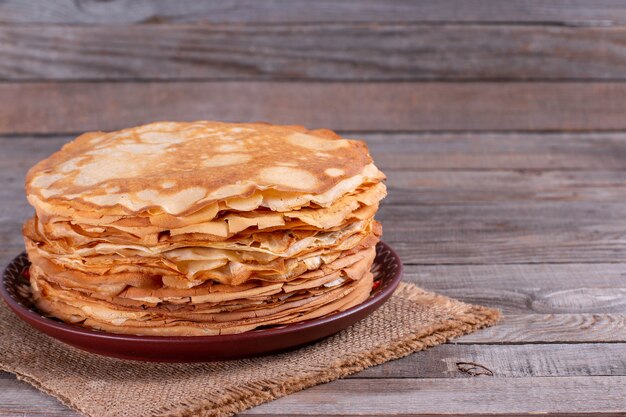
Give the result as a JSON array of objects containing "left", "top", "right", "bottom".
[
  {"left": 158, "top": 283, "right": 500, "bottom": 417},
  {"left": 1, "top": 282, "right": 500, "bottom": 417},
  {"left": 1, "top": 369, "right": 84, "bottom": 413}
]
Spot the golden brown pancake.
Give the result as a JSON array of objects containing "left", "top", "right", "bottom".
[
  {"left": 23, "top": 121, "right": 386, "bottom": 335},
  {"left": 26, "top": 121, "right": 384, "bottom": 217}
]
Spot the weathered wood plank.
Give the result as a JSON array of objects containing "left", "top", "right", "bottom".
[
  {"left": 4, "top": 132, "right": 626, "bottom": 171},
  {"left": 352, "top": 343, "right": 626, "bottom": 378},
  {"left": 365, "top": 132, "right": 626, "bottom": 171},
  {"left": 243, "top": 376, "right": 626, "bottom": 415},
  {"left": 379, "top": 202, "right": 626, "bottom": 264},
  {"left": 444, "top": 288, "right": 626, "bottom": 314},
  {"left": 3, "top": 82, "right": 626, "bottom": 134},
  {"left": 0, "top": 344, "right": 620, "bottom": 381},
  {"left": 404, "top": 263, "right": 626, "bottom": 290},
  {"left": 0, "top": 377, "right": 79, "bottom": 416},
  {"left": 457, "top": 314, "right": 626, "bottom": 344},
  {"left": 4, "top": 25, "right": 626, "bottom": 81},
  {"left": 385, "top": 170, "right": 626, "bottom": 205},
  {"left": 1, "top": 374, "right": 625, "bottom": 417},
  {"left": 1, "top": 0, "right": 626, "bottom": 24}
]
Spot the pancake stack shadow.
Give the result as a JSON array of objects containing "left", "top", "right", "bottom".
[{"left": 23, "top": 121, "right": 386, "bottom": 336}]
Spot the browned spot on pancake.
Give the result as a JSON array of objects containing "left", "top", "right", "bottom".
[{"left": 26, "top": 121, "right": 374, "bottom": 215}]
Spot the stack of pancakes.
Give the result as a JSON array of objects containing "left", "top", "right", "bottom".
[{"left": 23, "top": 121, "right": 386, "bottom": 336}]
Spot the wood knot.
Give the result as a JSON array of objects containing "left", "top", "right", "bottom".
[{"left": 456, "top": 362, "right": 494, "bottom": 376}]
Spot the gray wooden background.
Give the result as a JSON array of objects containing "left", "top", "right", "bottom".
[{"left": 0, "top": 1, "right": 625, "bottom": 416}]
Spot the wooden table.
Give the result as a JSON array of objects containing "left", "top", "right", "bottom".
[{"left": 1, "top": 2, "right": 625, "bottom": 416}]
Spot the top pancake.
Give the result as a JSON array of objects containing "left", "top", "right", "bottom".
[{"left": 26, "top": 121, "right": 379, "bottom": 216}]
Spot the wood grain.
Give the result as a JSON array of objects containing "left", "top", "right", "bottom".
[
  {"left": 385, "top": 170, "right": 626, "bottom": 204},
  {"left": 0, "top": 377, "right": 79, "bottom": 416},
  {"left": 440, "top": 288, "right": 626, "bottom": 314},
  {"left": 0, "top": 344, "right": 620, "bottom": 381},
  {"left": 242, "top": 377, "right": 626, "bottom": 415},
  {"left": 4, "top": 25, "right": 626, "bottom": 81},
  {"left": 2, "top": 0, "right": 626, "bottom": 24},
  {"left": 458, "top": 314, "right": 626, "bottom": 344},
  {"left": 379, "top": 202, "right": 626, "bottom": 264},
  {"left": 3, "top": 82, "right": 626, "bottom": 134},
  {"left": 404, "top": 263, "right": 626, "bottom": 290},
  {"left": 365, "top": 132, "right": 626, "bottom": 171},
  {"left": 2, "top": 376, "right": 625, "bottom": 417},
  {"left": 352, "top": 343, "right": 626, "bottom": 378}
]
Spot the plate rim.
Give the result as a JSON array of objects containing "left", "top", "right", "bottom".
[{"left": 1, "top": 241, "right": 403, "bottom": 344}]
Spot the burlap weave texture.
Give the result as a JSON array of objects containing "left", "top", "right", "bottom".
[{"left": 0, "top": 282, "right": 499, "bottom": 417}]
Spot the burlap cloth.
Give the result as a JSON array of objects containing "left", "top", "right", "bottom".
[{"left": 0, "top": 282, "right": 499, "bottom": 417}]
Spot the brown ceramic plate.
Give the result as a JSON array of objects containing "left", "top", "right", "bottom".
[{"left": 1, "top": 242, "right": 402, "bottom": 362}]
